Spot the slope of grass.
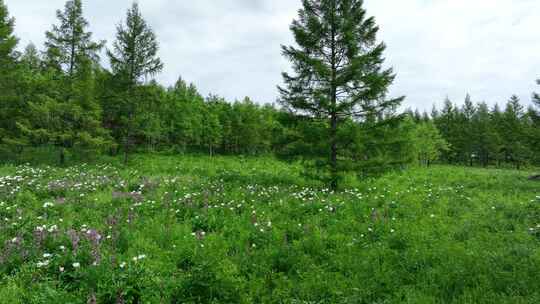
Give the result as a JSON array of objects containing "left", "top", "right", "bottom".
[{"left": 0, "top": 155, "right": 538, "bottom": 303}]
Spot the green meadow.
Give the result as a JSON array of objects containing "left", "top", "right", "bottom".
[{"left": 0, "top": 155, "right": 538, "bottom": 303}]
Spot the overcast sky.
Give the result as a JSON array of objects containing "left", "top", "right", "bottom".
[{"left": 5, "top": 0, "right": 540, "bottom": 111}]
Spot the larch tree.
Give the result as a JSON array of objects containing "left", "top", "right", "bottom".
[
  {"left": 501, "top": 95, "right": 528, "bottom": 169},
  {"left": 0, "top": 0, "right": 20, "bottom": 153},
  {"left": 471, "top": 102, "right": 498, "bottom": 167},
  {"left": 0, "top": 0, "right": 17, "bottom": 67},
  {"left": 34, "top": 0, "right": 109, "bottom": 164},
  {"left": 44, "top": 0, "right": 104, "bottom": 78},
  {"left": 461, "top": 94, "right": 476, "bottom": 166},
  {"left": 412, "top": 120, "right": 449, "bottom": 167},
  {"left": 531, "top": 80, "right": 540, "bottom": 167},
  {"left": 279, "top": 0, "right": 404, "bottom": 190},
  {"left": 107, "top": 2, "right": 163, "bottom": 164}
]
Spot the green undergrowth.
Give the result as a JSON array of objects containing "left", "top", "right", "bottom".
[{"left": 0, "top": 155, "right": 538, "bottom": 303}]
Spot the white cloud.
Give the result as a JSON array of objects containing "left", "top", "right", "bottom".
[{"left": 5, "top": 0, "right": 539, "bottom": 110}]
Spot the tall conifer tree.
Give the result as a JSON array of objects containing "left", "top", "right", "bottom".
[
  {"left": 19, "top": 0, "right": 110, "bottom": 164},
  {"left": 461, "top": 94, "right": 476, "bottom": 165},
  {"left": 472, "top": 102, "right": 498, "bottom": 167},
  {"left": 0, "top": 0, "right": 20, "bottom": 151},
  {"left": 501, "top": 95, "right": 528, "bottom": 169},
  {"left": 530, "top": 79, "right": 540, "bottom": 166},
  {"left": 279, "top": 0, "right": 403, "bottom": 190},
  {"left": 44, "top": 0, "right": 104, "bottom": 77},
  {"left": 107, "top": 2, "right": 163, "bottom": 86},
  {"left": 0, "top": 0, "right": 17, "bottom": 65},
  {"left": 107, "top": 2, "right": 163, "bottom": 163}
]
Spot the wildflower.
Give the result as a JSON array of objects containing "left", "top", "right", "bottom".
[
  {"left": 430, "top": 214, "right": 435, "bottom": 218},
  {"left": 120, "top": 262, "right": 126, "bottom": 268},
  {"left": 59, "top": 266, "right": 65, "bottom": 272},
  {"left": 132, "top": 254, "right": 146, "bottom": 262},
  {"left": 43, "top": 202, "right": 54, "bottom": 208},
  {"left": 43, "top": 253, "right": 52, "bottom": 258},
  {"left": 72, "top": 262, "right": 80, "bottom": 268},
  {"left": 37, "top": 260, "right": 50, "bottom": 268}
]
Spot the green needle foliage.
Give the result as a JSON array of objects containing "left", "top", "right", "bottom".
[
  {"left": 107, "top": 2, "right": 163, "bottom": 87},
  {"left": 411, "top": 120, "right": 450, "bottom": 166},
  {"left": 0, "top": 0, "right": 21, "bottom": 153},
  {"left": 107, "top": 2, "right": 164, "bottom": 164},
  {"left": 12, "top": 0, "right": 110, "bottom": 165},
  {"left": 44, "top": 0, "right": 104, "bottom": 77},
  {"left": 279, "top": 0, "right": 404, "bottom": 190},
  {"left": 0, "top": 0, "right": 17, "bottom": 67}
]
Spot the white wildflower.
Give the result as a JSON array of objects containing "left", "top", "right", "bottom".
[{"left": 37, "top": 260, "right": 50, "bottom": 268}]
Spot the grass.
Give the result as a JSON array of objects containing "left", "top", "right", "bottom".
[{"left": 0, "top": 154, "right": 538, "bottom": 303}]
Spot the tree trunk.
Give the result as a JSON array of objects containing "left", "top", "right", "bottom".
[
  {"left": 330, "top": 113, "right": 338, "bottom": 191},
  {"left": 123, "top": 102, "right": 134, "bottom": 165},
  {"left": 59, "top": 147, "right": 65, "bottom": 166},
  {"left": 123, "top": 131, "right": 130, "bottom": 165},
  {"left": 123, "top": 136, "right": 129, "bottom": 165},
  {"left": 329, "top": 9, "right": 338, "bottom": 192}
]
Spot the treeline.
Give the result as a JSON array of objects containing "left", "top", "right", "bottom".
[
  {"left": 0, "top": 0, "right": 286, "bottom": 163},
  {"left": 1, "top": 0, "right": 539, "bottom": 183},
  {"left": 407, "top": 94, "right": 540, "bottom": 168},
  {"left": 0, "top": 0, "right": 412, "bottom": 175}
]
